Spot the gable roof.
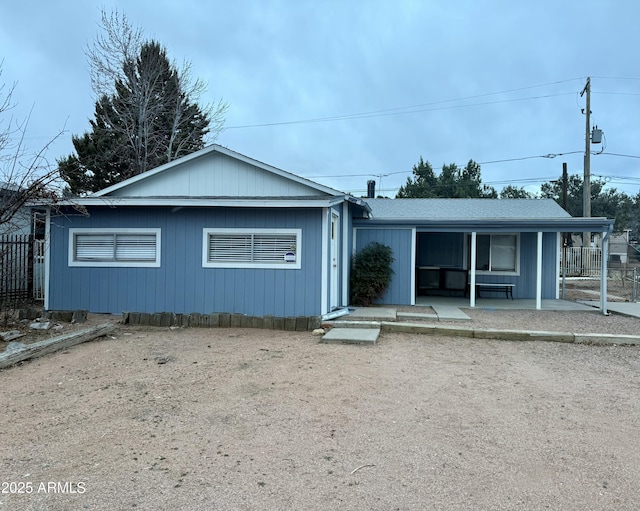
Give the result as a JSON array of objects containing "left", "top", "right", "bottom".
[
  {"left": 93, "top": 144, "right": 344, "bottom": 198},
  {"left": 364, "top": 198, "right": 571, "bottom": 220}
]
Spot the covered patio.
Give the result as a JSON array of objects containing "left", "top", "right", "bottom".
[{"left": 355, "top": 198, "right": 616, "bottom": 315}]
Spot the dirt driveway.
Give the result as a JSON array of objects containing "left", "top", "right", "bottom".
[{"left": 1, "top": 322, "right": 639, "bottom": 511}]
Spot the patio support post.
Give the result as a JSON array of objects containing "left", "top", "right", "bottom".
[
  {"left": 601, "top": 228, "right": 610, "bottom": 315},
  {"left": 470, "top": 231, "right": 477, "bottom": 308},
  {"left": 536, "top": 231, "right": 543, "bottom": 310}
]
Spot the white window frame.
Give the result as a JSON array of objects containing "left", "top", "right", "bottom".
[
  {"left": 468, "top": 233, "right": 520, "bottom": 276},
  {"left": 202, "top": 228, "right": 302, "bottom": 269},
  {"left": 68, "top": 228, "right": 161, "bottom": 268}
]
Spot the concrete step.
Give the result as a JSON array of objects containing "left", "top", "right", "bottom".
[
  {"left": 330, "top": 320, "right": 381, "bottom": 329},
  {"left": 431, "top": 305, "right": 471, "bottom": 321},
  {"left": 321, "top": 327, "right": 380, "bottom": 345},
  {"left": 344, "top": 307, "right": 397, "bottom": 322}
]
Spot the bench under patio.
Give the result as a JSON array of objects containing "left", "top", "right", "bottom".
[{"left": 474, "top": 282, "right": 515, "bottom": 299}]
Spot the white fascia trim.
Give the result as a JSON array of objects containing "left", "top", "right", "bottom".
[{"left": 61, "top": 197, "right": 346, "bottom": 209}]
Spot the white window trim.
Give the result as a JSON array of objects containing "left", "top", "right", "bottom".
[
  {"left": 467, "top": 233, "right": 520, "bottom": 276},
  {"left": 68, "top": 228, "right": 161, "bottom": 268},
  {"left": 202, "top": 228, "right": 302, "bottom": 269}
]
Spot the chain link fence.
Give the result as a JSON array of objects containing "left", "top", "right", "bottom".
[{"left": 561, "top": 267, "right": 640, "bottom": 303}]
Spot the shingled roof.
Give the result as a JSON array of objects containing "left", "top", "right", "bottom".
[{"left": 363, "top": 198, "right": 571, "bottom": 220}]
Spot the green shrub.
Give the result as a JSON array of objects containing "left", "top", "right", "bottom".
[{"left": 350, "top": 242, "right": 394, "bottom": 306}]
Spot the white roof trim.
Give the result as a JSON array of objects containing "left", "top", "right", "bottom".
[
  {"left": 58, "top": 196, "right": 347, "bottom": 208},
  {"left": 92, "top": 144, "right": 344, "bottom": 198}
]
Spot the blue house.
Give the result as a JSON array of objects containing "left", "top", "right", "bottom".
[{"left": 44, "top": 145, "right": 615, "bottom": 321}]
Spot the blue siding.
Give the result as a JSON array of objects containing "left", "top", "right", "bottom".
[
  {"left": 355, "top": 228, "right": 413, "bottom": 305},
  {"left": 473, "top": 232, "right": 557, "bottom": 299},
  {"left": 49, "top": 206, "right": 323, "bottom": 316}
]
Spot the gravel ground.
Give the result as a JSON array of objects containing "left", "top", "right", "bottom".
[{"left": 1, "top": 310, "right": 639, "bottom": 511}]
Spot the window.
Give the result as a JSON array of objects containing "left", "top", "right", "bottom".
[
  {"left": 203, "top": 228, "right": 301, "bottom": 269},
  {"left": 69, "top": 228, "right": 161, "bottom": 267},
  {"left": 471, "top": 233, "right": 519, "bottom": 274},
  {"left": 32, "top": 209, "right": 47, "bottom": 240}
]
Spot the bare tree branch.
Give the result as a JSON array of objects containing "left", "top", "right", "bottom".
[
  {"left": 85, "top": 9, "right": 143, "bottom": 99},
  {"left": 1, "top": 64, "right": 77, "bottom": 234}
]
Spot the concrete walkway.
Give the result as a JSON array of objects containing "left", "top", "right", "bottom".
[
  {"left": 323, "top": 304, "right": 640, "bottom": 346},
  {"left": 580, "top": 300, "right": 640, "bottom": 319},
  {"left": 323, "top": 306, "right": 470, "bottom": 344}
]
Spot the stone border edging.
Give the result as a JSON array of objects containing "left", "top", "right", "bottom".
[
  {"left": 373, "top": 321, "right": 639, "bottom": 346},
  {"left": 122, "top": 311, "right": 322, "bottom": 332}
]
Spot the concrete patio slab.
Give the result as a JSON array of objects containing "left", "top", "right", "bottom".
[{"left": 580, "top": 300, "right": 640, "bottom": 319}]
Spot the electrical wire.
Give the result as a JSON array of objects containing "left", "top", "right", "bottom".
[
  {"left": 308, "top": 151, "right": 585, "bottom": 179},
  {"left": 226, "top": 92, "right": 577, "bottom": 129},
  {"left": 600, "top": 152, "right": 640, "bottom": 159}
]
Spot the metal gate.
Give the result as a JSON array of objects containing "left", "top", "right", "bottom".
[{"left": 0, "top": 234, "right": 35, "bottom": 304}]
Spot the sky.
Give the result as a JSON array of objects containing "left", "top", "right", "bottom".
[{"left": 1, "top": 0, "right": 639, "bottom": 200}]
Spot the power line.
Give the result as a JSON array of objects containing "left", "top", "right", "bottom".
[
  {"left": 590, "top": 76, "right": 640, "bottom": 81},
  {"left": 308, "top": 151, "right": 586, "bottom": 179},
  {"left": 593, "top": 91, "right": 640, "bottom": 96},
  {"left": 226, "top": 92, "right": 576, "bottom": 129},
  {"left": 600, "top": 152, "right": 640, "bottom": 159}
]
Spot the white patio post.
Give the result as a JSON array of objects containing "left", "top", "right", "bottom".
[
  {"left": 536, "top": 231, "right": 543, "bottom": 310},
  {"left": 470, "top": 231, "right": 477, "bottom": 308},
  {"left": 601, "top": 230, "right": 608, "bottom": 315}
]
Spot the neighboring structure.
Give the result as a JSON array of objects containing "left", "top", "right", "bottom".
[
  {"left": 1, "top": 182, "right": 46, "bottom": 302},
  {"left": 44, "top": 145, "right": 615, "bottom": 320},
  {"left": 609, "top": 231, "right": 632, "bottom": 265}
]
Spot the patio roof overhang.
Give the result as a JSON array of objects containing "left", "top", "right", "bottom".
[{"left": 353, "top": 217, "right": 614, "bottom": 233}]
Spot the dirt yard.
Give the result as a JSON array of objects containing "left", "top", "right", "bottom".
[{"left": 1, "top": 316, "right": 639, "bottom": 511}]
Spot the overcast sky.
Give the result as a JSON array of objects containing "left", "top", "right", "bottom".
[{"left": 1, "top": 0, "right": 639, "bottom": 199}]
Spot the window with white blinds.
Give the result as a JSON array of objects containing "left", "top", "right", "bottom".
[
  {"left": 69, "top": 229, "right": 161, "bottom": 267},
  {"left": 203, "top": 228, "right": 301, "bottom": 269},
  {"left": 468, "top": 233, "right": 519, "bottom": 274}
]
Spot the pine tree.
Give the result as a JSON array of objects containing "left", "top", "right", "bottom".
[{"left": 59, "top": 11, "right": 226, "bottom": 195}]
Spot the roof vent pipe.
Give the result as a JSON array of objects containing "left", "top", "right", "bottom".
[{"left": 367, "top": 180, "right": 376, "bottom": 198}]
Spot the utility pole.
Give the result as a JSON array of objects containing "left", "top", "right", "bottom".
[
  {"left": 561, "top": 162, "right": 569, "bottom": 299},
  {"left": 580, "top": 77, "right": 591, "bottom": 248},
  {"left": 562, "top": 162, "right": 569, "bottom": 246}
]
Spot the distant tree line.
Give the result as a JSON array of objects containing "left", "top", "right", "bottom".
[{"left": 396, "top": 155, "right": 639, "bottom": 234}]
